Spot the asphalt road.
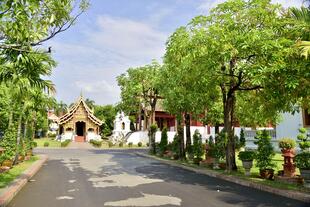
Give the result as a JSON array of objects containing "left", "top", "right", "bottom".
[{"left": 8, "top": 149, "right": 308, "bottom": 207}]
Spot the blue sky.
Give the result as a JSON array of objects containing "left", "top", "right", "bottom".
[{"left": 48, "top": 0, "right": 304, "bottom": 105}]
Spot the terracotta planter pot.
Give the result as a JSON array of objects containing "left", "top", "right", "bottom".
[
  {"left": 2, "top": 160, "right": 13, "bottom": 168},
  {"left": 18, "top": 155, "right": 25, "bottom": 162},
  {"left": 242, "top": 160, "right": 253, "bottom": 176},
  {"left": 281, "top": 149, "right": 295, "bottom": 156},
  {"left": 300, "top": 169, "right": 310, "bottom": 188},
  {"left": 25, "top": 155, "right": 31, "bottom": 161},
  {"left": 260, "top": 169, "right": 274, "bottom": 180}
]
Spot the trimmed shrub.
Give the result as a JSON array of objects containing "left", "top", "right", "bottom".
[
  {"left": 193, "top": 130, "right": 204, "bottom": 159},
  {"left": 0, "top": 127, "right": 17, "bottom": 161},
  {"left": 254, "top": 130, "right": 275, "bottom": 170},
  {"left": 146, "top": 142, "right": 150, "bottom": 147},
  {"left": 44, "top": 142, "right": 49, "bottom": 147},
  {"left": 119, "top": 142, "right": 124, "bottom": 147},
  {"left": 61, "top": 140, "right": 71, "bottom": 147},
  {"left": 278, "top": 138, "right": 296, "bottom": 150},
  {"left": 128, "top": 142, "right": 133, "bottom": 147},
  {"left": 239, "top": 129, "right": 246, "bottom": 148},
  {"left": 90, "top": 140, "right": 102, "bottom": 148},
  {"left": 297, "top": 128, "right": 310, "bottom": 151},
  {"left": 238, "top": 150, "right": 256, "bottom": 161},
  {"left": 47, "top": 132, "right": 56, "bottom": 139},
  {"left": 149, "top": 124, "right": 158, "bottom": 154},
  {"left": 138, "top": 142, "right": 143, "bottom": 147},
  {"left": 295, "top": 152, "right": 310, "bottom": 169},
  {"left": 108, "top": 141, "right": 114, "bottom": 148},
  {"left": 159, "top": 127, "right": 168, "bottom": 153}
]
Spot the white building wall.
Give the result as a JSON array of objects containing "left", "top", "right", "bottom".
[{"left": 276, "top": 112, "right": 303, "bottom": 140}]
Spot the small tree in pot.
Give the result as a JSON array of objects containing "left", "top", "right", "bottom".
[
  {"left": 238, "top": 150, "right": 256, "bottom": 176},
  {"left": 159, "top": 127, "right": 168, "bottom": 156},
  {"left": 254, "top": 130, "right": 275, "bottom": 179},
  {"left": 278, "top": 138, "right": 296, "bottom": 177},
  {"left": 149, "top": 124, "right": 158, "bottom": 154},
  {"left": 295, "top": 128, "right": 310, "bottom": 187},
  {"left": 192, "top": 130, "right": 204, "bottom": 165}
]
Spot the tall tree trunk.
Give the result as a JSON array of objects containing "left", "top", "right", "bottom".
[
  {"left": 31, "top": 111, "right": 37, "bottom": 140},
  {"left": 8, "top": 110, "right": 13, "bottom": 128},
  {"left": 23, "top": 120, "right": 28, "bottom": 139},
  {"left": 138, "top": 107, "right": 142, "bottom": 131},
  {"left": 215, "top": 124, "right": 220, "bottom": 135},
  {"left": 143, "top": 109, "right": 148, "bottom": 131},
  {"left": 223, "top": 94, "right": 237, "bottom": 172},
  {"left": 185, "top": 113, "right": 191, "bottom": 150},
  {"left": 177, "top": 116, "right": 185, "bottom": 160},
  {"left": 13, "top": 112, "right": 23, "bottom": 165},
  {"left": 150, "top": 108, "right": 156, "bottom": 125}
]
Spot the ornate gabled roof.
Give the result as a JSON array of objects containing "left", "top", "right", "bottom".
[{"left": 59, "top": 96, "right": 103, "bottom": 126}]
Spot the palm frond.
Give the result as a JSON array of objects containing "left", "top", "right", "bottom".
[{"left": 290, "top": 6, "right": 310, "bottom": 25}]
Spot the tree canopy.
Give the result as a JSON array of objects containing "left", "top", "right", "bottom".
[{"left": 163, "top": 0, "right": 309, "bottom": 171}]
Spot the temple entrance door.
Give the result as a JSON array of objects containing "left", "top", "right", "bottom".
[{"left": 75, "top": 121, "right": 86, "bottom": 142}]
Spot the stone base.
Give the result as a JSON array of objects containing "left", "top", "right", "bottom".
[{"left": 274, "top": 175, "right": 304, "bottom": 185}]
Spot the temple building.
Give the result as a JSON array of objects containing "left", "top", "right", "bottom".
[{"left": 59, "top": 96, "right": 103, "bottom": 142}]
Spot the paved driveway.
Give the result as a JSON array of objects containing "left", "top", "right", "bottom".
[{"left": 8, "top": 149, "right": 308, "bottom": 207}]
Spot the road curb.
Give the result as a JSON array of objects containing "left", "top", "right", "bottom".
[
  {"left": 0, "top": 154, "right": 48, "bottom": 207},
  {"left": 135, "top": 152, "right": 310, "bottom": 203}
]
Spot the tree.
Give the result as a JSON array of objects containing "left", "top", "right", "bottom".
[
  {"left": 94, "top": 104, "right": 116, "bottom": 137},
  {"left": 0, "top": 0, "right": 89, "bottom": 51},
  {"left": 85, "top": 98, "right": 95, "bottom": 110},
  {"left": 290, "top": 1, "right": 310, "bottom": 58},
  {"left": 162, "top": 28, "right": 211, "bottom": 154},
  {"left": 55, "top": 101, "right": 68, "bottom": 116},
  {"left": 117, "top": 61, "right": 162, "bottom": 130},
  {"left": 164, "top": 0, "right": 306, "bottom": 172}
]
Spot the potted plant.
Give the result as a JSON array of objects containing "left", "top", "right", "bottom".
[
  {"left": 192, "top": 130, "right": 203, "bottom": 165},
  {"left": 295, "top": 152, "right": 310, "bottom": 187},
  {"left": 212, "top": 132, "right": 226, "bottom": 169},
  {"left": 278, "top": 137, "right": 297, "bottom": 177},
  {"left": 278, "top": 138, "right": 296, "bottom": 154},
  {"left": 254, "top": 130, "right": 275, "bottom": 179},
  {"left": 295, "top": 128, "right": 310, "bottom": 186},
  {"left": 238, "top": 150, "right": 256, "bottom": 176}
]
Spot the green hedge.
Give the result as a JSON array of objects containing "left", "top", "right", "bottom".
[
  {"left": 90, "top": 139, "right": 102, "bottom": 148},
  {"left": 61, "top": 140, "right": 71, "bottom": 147}
]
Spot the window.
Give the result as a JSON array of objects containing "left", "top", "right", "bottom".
[{"left": 122, "top": 122, "right": 125, "bottom": 130}]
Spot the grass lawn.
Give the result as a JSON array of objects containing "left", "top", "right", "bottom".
[
  {"left": 158, "top": 153, "right": 308, "bottom": 192},
  {"left": 34, "top": 137, "right": 60, "bottom": 148},
  {"left": 234, "top": 152, "right": 300, "bottom": 176},
  {"left": 0, "top": 156, "right": 39, "bottom": 189}
]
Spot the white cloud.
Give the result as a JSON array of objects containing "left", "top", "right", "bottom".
[
  {"left": 74, "top": 80, "right": 119, "bottom": 95},
  {"left": 89, "top": 16, "right": 167, "bottom": 61},
  {"left": 197, "top": 0, "right": 226, "bottom": 12},
  {"left": 271, "top": 0, "right": 303, "bottom": 8},
  {"left": 49, "top": 15, "right": 168, "bottom": 105}
]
